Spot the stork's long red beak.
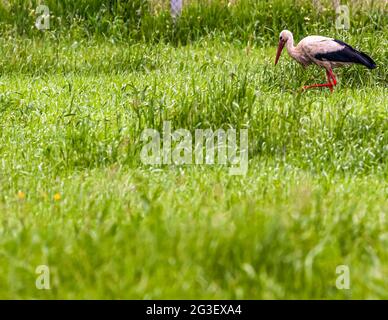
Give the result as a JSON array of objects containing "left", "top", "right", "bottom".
[{"left": 275, "top": 40, "right": 286, "bottom": 65}]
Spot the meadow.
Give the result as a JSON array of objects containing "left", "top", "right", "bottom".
[{"left": 0, "top": 0, "right": 387, "bottom": 299}]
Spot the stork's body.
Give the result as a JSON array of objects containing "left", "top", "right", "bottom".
[{"left": 275, "top": 30, "right": 376, "bottom": 92}]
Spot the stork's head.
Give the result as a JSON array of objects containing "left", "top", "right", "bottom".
[{"left": 275, "top": 30, "right": 292, "bottom": 65}]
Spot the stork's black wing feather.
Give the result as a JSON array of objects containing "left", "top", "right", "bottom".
[{"left": 315, "top": 39, "right": 376, "bottom": 69}]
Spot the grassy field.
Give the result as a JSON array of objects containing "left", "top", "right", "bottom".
[{"left": 0, "top": 0, "right": 387, "bottom": 299}]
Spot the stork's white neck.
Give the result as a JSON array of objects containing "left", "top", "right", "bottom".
[{"left": 285, "top": 33, "right": 297, "bottom": 58}]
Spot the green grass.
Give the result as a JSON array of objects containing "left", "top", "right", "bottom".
[{"left": 0, "top": 0, "right": 387, "bottom": 299}]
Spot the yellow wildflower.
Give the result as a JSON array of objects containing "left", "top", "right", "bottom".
[{"left": 17, "top": 191, "right": 26, "bottom": 200}]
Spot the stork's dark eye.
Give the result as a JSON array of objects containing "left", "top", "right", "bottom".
[{"left": 279, "top": 36, "right": 283, "bottom": 41}]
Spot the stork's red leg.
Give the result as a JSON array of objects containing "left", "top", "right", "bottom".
[
  {"left": 326, "top": 70, "right": 334, "bottom": 92},
  {"left": 328, "top": 69, "right": 337, "bottom": 86},
  {"left": 302, "top": 69, "right": 336, "bottom": 92},
  {"left": 303, "top": 82, "right": 333, "bottom": 92}
]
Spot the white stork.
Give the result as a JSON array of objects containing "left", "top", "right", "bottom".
[{"left": 274, "top": 30, "right": 376, "bottom": 92}]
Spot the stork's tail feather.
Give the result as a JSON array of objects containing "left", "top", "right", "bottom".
[
  {"left": 356, "top": 51, "right": 376, "bottom": 69},
  {"left": 332, "top": 39, "right": 376, "bottom": 69}
]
